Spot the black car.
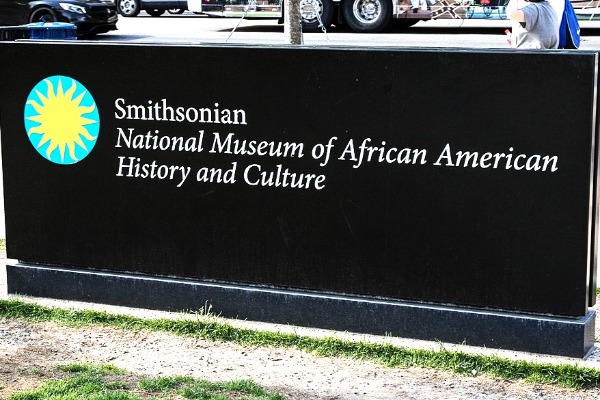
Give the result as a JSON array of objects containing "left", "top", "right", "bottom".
[{"left": 0, "top": 0, "right": 119, "bottom": 35}]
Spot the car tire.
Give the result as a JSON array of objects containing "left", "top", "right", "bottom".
[
  {"left": 117, "top": 0, "right": 141, "bottom": 17},
  {"left": 300, "top": 0, "right": 333, "bottom": 32},
  {"left": 147, "top": 8, "right": 165, "bottom": 16},
  {"left": 29, "top": 7, "right": 57, "bottom": 23},
  {"left": 168, "top": 8, "right": 185, "bottom": 14},
  {"left": 342, "top": 0, "right": 391, "bottom": 33}
]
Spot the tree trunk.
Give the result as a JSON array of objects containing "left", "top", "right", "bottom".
[{"left": 284, "top": 0, "right": 303, "bottom": 44}]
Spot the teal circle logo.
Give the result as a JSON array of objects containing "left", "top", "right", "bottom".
[{"left": 24, "top": 75, "right": 100, "bottom": 164}]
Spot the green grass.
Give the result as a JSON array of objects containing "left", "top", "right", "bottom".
[
  {"left": 9, "top": 362, "right": 284, "bottom": 400},
  {"left": 2, "top": 298, "right": 600, "bottom": 391}
]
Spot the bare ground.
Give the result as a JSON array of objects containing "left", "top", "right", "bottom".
[{"left": 3, "top": 316, "right": 600, "bottom": 400}]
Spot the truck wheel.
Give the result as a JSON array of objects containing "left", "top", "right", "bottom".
[
  {"left": 342, "top": 0, "right": 391, "bottom": 33},
  {"left": 117, "top": 0, "right": 141, "bottom": 16},
  {"left": 300, "top": 0, "right": 333, "bottom": 32}
]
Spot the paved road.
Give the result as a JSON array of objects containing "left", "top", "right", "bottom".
[{"left": 97, "top": 12, "right": 600, "bottom": 50}]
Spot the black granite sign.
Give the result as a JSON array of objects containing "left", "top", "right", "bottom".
[{"left": 0, "top": 43, "right": 597, "bottom": 318}]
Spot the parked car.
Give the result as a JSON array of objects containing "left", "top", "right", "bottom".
[
  {"left": 116, "top": 0, "right": 188, "bottom": 16},
  {"left": 0, "top": 0, "right": 118, "bottom": 35}
]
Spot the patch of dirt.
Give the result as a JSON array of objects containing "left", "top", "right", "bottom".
[{"left": 1, "top": 317, "right": 600, "bottom": 400}]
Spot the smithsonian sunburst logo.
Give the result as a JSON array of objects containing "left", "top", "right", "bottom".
[{"left": 24, "top": 75, "right": 100, "bottom": 165}]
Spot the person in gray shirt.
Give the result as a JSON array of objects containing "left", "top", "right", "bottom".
[{"left": 507, "top": 0, "right": 560, "bottom": 49}]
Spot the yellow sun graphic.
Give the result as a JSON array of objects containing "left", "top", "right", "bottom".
[{"left": 25, "top": 76, "right": 99, "bottom": 164}]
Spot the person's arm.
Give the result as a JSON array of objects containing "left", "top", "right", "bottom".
[{"left": 507, "top": 0, "right": 526, "bottom": 21}]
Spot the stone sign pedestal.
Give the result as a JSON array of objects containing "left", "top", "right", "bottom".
[{"left": 6, "top": 262, "right": 595, "bottom": 357}]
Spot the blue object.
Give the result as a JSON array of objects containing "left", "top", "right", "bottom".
[
  {"left": 27, "top": 22, "right": 77, "bottom": 40},
  {"left": 559, "top": 0, "right": 580, "bottom": 49}
]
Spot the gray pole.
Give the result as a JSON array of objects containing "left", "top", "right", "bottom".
[{"left": 284, "top": 0, "right": 303, "bottom": 45}]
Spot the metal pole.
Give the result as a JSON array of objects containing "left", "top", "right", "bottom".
[{"left": 284, "top": 0, "right": 303, "bottom": 44}]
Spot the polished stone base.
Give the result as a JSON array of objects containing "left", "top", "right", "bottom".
[{"left": 6, "top": 262, "right": 595, "bottom": 358}]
